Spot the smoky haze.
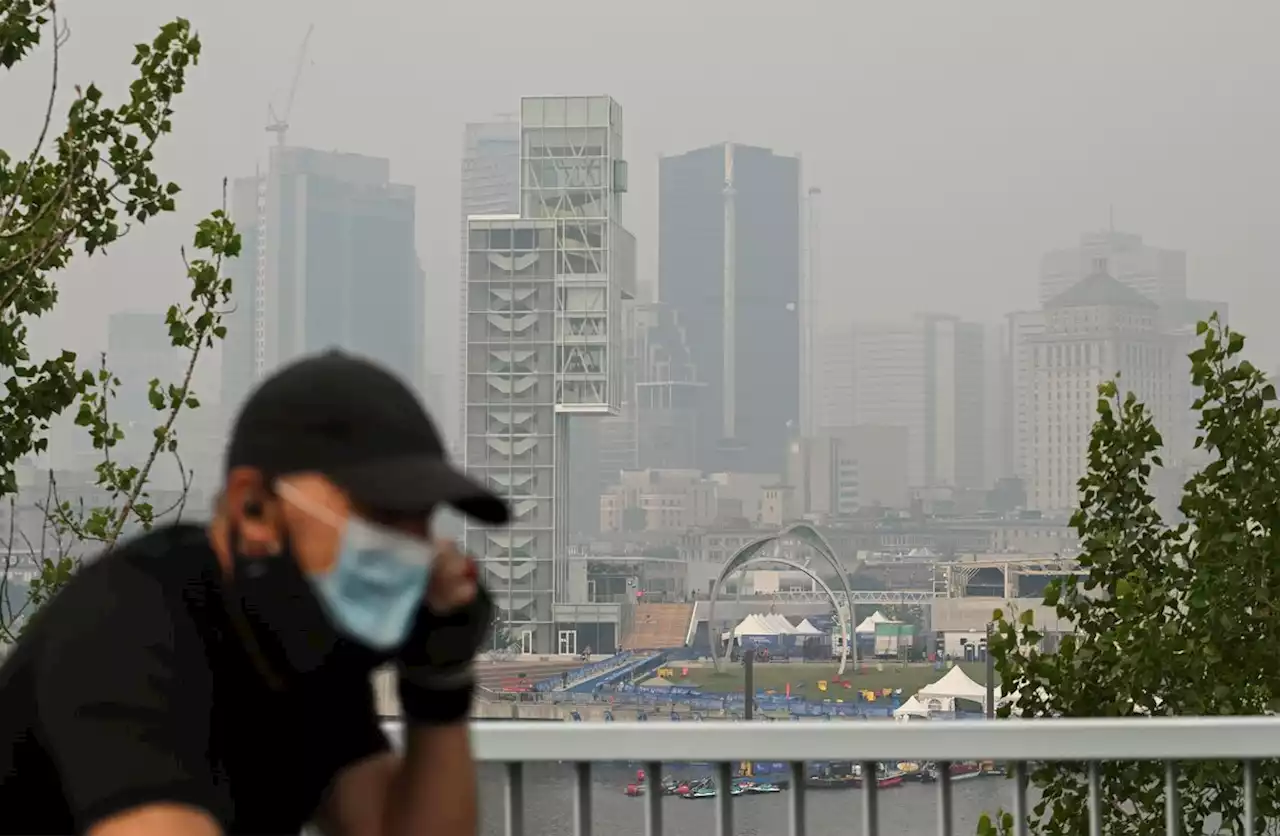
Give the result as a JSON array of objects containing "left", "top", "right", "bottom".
[
  {"left": 4, "top": 0, "right": 1277, "bottom": 361},
  {"left": 1, "top": 0, "right": 1277, "bottom": 522}
]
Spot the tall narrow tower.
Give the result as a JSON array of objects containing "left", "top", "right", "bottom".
[
  {"left": 463, "top": 96, "right": 635, "bottom": 654},
  {"left": 801, "top": 185, "right": 821, "bottom": 437}
]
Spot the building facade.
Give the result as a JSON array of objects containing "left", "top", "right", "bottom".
[
  {"left": 851, "top": 315, "right": 986, "bottom": 490},
  {"left": 634, "top": 302, "right": 705, "bottom": 471},
  {"left": 456, "top": 121, "right": 521, "bottom": 454},
  {"left": 463, "top": 95, "right": 635, "bottom": 653},
  {"left": 659, "top": 142, "right": 802, "bottom": 475},
  {"left": 1028, "top": 261, "right": 1173, "bottom": 512},
  {"left": 221, "top": 148, "right": 421, "bottom": 418}
]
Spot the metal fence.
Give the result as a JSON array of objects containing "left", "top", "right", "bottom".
[{"left": 470, "top": 717, "right": 1280, "bottom": 836}]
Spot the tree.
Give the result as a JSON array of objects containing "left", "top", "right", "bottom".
[
  {"left": 979, "top": 313, "right": 1280, "bottom": 835},
  {"left": 0, "top": 3, "right": 236, "bottom": 638}
]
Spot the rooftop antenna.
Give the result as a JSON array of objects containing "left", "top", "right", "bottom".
[{"left": 266, "top": 24, "right": 315, "bottom": 147}]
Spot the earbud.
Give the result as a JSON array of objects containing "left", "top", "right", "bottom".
[{"left": 243, "top": 500, "right": 264, "bottom": 519}]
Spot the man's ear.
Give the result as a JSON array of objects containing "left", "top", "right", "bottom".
[{"left": 224, "top": 467, "right": 282, "bottom": 555}]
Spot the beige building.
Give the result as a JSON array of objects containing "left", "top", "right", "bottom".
[
  {"left": 599, "top": 469, "right": 718, "bottom": 533},
  {"left": 1028, "top": 260, "right": 1175, "bottom": 512}
]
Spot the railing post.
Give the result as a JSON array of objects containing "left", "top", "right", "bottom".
[
  {"left": 985, "top": 621, "right": 995, "bottom": 720},
  {"left": 743, "top": 647, "right": 755, "bottom": 721}
]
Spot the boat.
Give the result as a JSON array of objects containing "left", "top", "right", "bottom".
[
  {"left": 679, "top": 778, "right": 743, "bottom": 799},
  {"left": 948, "top": 762, "right": 985, "bottom": 782},
  {"left": 918, "top": 762, "right": 988, "bottom": 783},
  {"left": 734, "top": 779, "right": 784, "bottom": 794},
  {"left": 623, "top": 777, "right": 681, "bottom": 796},
  {"left": 853, "top": 762, "right": 906, "bottom": 789},
  {"left": 808, "top": 763, "right": 860, "bottom": 788}
]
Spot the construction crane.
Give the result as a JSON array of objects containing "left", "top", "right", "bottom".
[{"left": 265, "top": 24, "right": 314, "bottom": 147}]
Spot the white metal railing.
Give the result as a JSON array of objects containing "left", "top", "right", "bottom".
[{"left": 465, "top": 717, "right": 1280, "bottom": 836}]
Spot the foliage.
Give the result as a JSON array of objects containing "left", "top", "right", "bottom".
[
  {"left": 980, "top": 314, "right": 1280, "bottom": 835},
  {"left": 0, "top": 3, "right": 236, "bottom": 639}
]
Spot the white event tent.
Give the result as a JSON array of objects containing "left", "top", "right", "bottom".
[
  {"left": 721, "top": 614, "right": 778, "bottom": 640},
  {"left": 915, "top": 665, "right": 996, "bottom": 713},
  {"left": 855, "top": 611, "right": 892, "bottom": 634},
  {"left": 762, "top": 614, "right": 798, "bottom": 634},
  {"left": 794, "top": 619, "right": 823, "bottom": 636},
  {"left": 893, "top": 695, "right": 932, "bottom": 721}
]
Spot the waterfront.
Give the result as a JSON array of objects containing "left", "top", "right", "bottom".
[{"left": 476, "top": 763, "right": 1010, "bottom": 836}]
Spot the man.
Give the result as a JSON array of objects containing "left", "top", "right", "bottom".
[{"left": 0, "top": 350, "right": 509, "bottom": 836}]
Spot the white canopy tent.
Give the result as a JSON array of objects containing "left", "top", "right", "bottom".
[
  {"left": 893, "top": 695, "right": 932, "bottom": 721},
  {"left": 855, "top": 611, "right": 892, "bottom": 634},
  {"left": 721, "top": 614, "right": 780, "bottom": 640},
  {"left": 762, "top": 614, "right": 798, "bottom": 634},
  {"left": 794, "top": 619, "right": 823, "bottom": 636},
  {"left": 916, "top": 665, "right": 995, "bottom": 712}
]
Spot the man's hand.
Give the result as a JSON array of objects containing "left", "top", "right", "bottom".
[
  {"left": 425, "top": 539, "right": 479, "bottom": 615},
  {"left": 397, "top": 540, "right": 492, "bottom": 725}
]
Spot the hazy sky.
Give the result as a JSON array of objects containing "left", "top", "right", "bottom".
[{"left": 5, "top": 0, "right": 1279, "bottom": 379}]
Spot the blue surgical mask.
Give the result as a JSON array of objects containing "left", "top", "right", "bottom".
[{"left": 279, "top": 484, "right": 433, "bottom": 651}]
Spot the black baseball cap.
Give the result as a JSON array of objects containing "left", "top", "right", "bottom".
[{"left": 226, "top": 350, "right": 509, "bottom": 525}]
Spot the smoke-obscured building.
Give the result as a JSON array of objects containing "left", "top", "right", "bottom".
[
  {"left": 222, "top": 148, "right": 422, "bottom": 418},
  {"left": 659, "top": 142, "right": 801, "bottom": 476}
]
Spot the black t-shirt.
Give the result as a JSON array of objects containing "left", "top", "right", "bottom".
[{"left": 0, "top": 523, "right": 389, "bottom": 835}]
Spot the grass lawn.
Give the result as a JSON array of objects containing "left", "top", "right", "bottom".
[{"left": 677, "top": 661, "right": 988, "bottom": 697}]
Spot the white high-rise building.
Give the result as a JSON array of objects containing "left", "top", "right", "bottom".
[
  {"left": 1007, "top": 309, "right": 1046, "bottom": 484},
  {"left": 456, "top": 120, "right": 520, "bottom": 455},
  {"left": 850, "top": 314, "right": 985, "bottom": 490},
  {"left": 815, "top": 325, "right": 856, "bottom": 431},
  {"left": 1028, "top": 260, "right": 1176, "bottom": 513},
  {"left": 463, "top": 96, "right": 635, "bottom": 654}
]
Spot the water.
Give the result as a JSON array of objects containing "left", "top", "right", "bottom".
[{"left": 477, "top": 764, "right": 1012, "bottom": 836}]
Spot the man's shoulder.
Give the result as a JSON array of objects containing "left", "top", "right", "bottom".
[{"left": 30, "top": 523, "right": 220, "bottom": 648}]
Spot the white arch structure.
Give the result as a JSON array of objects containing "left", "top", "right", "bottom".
[{"left": 707, "top": 522, "right": 854, "bottom": 677}]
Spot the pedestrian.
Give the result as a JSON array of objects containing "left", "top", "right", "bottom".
[{"left": 0, "top": 350, "right": 510, "bottom": 836}]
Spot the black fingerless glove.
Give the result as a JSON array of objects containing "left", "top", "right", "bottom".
[{"left": 397, "top": 585, "right": 494, "bottom": 725}]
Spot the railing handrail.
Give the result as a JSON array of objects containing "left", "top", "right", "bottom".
[{"left": 467, "top": 717, "right": 1280, "bottom": 762}]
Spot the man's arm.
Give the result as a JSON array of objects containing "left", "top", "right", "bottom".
[
  {"left": 322, "top": 723, "right": 475, "bottom": 836},
  {"left": 390, "top": 723, "right": 477, "bottom": 835},
  {"left": 34, "top": 569, "right": 227, "bottom": 836},
  {"left": 317, "top": 683, "right": 476, "bottom": 836}
]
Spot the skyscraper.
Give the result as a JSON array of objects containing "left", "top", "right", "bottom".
[
  {"left": 456, "top": 120, "right": 520, "bottom": 454},
  {"left": 221, "top": 147, "right": 422, "bottom": 418},
  {"left": 659, "top": 142, "right": 802, "bottom": 476},
  {"left": 1028, "top": 263, "right": 1174, "bottom": 512},
  {"left": 463, "top": 95, "right": 635, "bottom": 653}
]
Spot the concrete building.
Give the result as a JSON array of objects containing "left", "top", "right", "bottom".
[
  {"left": 659, "top": 142, "right": 802, "bottom": 475},
  {"left": 816, "top": 325, "right": 857, "bottom": 431},
  {"left": 1006, "top": 310, "right": 1046, "bottom": 485},
  {"left": 463, "top": 95, "right": 635, "bottom": 653},
  {"left": 983, "top": 321, "right": 1012, "bottom": 484},
  {"left": 634, "top": 302, "right": 705, "bottom": 470},
  {"left": 456, "top": 120, "right": 520, "bottom": 454},
  {"left": 221, "top": 148, "right": 422, "bottom": 417},
  {"left": 1028, "top": 260, "right": 1174, "bottom": 512},
  {"left": 851, "top": 315, "right": 986, "bottom": 490},
  {"left": 599, "top": 469, "right": 718, "bottom": 533}
]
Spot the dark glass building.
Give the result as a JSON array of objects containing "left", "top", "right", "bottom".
[{"left": 659, "top": 142, "right": 801, "bottom": 476}]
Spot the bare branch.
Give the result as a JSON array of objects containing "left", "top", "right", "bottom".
[{"left": 0, "top": 1, "right": 62, "bottom": 230}]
